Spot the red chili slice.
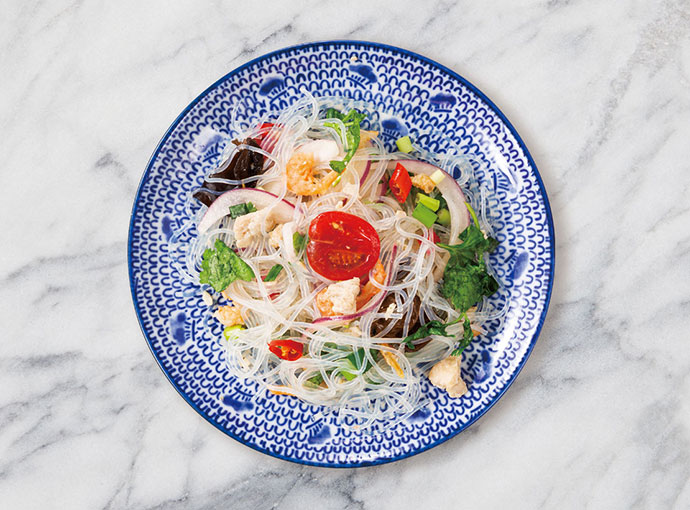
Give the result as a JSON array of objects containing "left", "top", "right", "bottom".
[
  {"left": 268, "top": 339, "right": 303, "bottom": 361},
  {"left": 389, "top": 162, "right": 412, "bottom": 202},
  {"left": 255, "top": 123, "right": 279, "bottom": 153}
]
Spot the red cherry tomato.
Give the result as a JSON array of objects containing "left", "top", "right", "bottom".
[
  {"left": 268, "top": 339, "right": 303, "bottom": 361},
  {"left": 307, "top": 211, "right": 381, "bottom": 281},
  {"left": 389, "top": 163, "right": 412, "bottom": 202}
]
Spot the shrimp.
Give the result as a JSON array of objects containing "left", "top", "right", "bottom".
[
  {"left": 213, "top": 304, "right": 244, "bottom": 326},
  {"left": 286, "top": 152, "right": 339, "bottom": 196},
  {"left": 355, "top": 261, "right": 386, "bottom": 309}
]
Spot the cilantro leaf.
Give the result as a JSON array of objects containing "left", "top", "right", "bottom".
[
  {"left": 324, "top": 108, "right": 366, "bottom": 173},
  {"left": 324, "top": 108, "right": 345, "bottom": 120},
  {"left": 452, "top": 316, "right": 475, "bottom": 356},
  {"left": 442, "top": 263, "right": 498, "bottom": 311},
  {"left": 264, "top": 264, "right": 283, "bottom": 282},
  {"left": 435, "top": 224, "right": 500, "bottom": 354},
  {"left": 198, "top": 239, "right": 254, "bottom": 291},
  {"left": 439, "top": 224, "right": 499, "bottom": 312},
  {"left": 438, "top": 224, "right": 498, "bottom": 266},
  {"left": 342, "top": 348, "right": 376, "bottom": 380},
  {"left": 401, "top": 319, "right": 457, "bottom": 349},
  {"left": 228, "top": 202, "right": 257, "bottom": 219},
  {"left": 329, "top": 160, "right": 346, "bottom": 173}
]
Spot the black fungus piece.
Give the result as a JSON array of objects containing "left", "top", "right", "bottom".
[
  {"left": 192, "top": 138, "right": 264, "bottom": 205},
  {"left": 192, "top": 188, "right": 218, "bottom": 208},
  {"left": 372, "top": 294, "right": 421, "bottom": 337}
]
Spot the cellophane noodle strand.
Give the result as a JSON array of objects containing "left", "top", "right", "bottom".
[{"left": 168, "top": 92, "right": 509, "bottom": 433}]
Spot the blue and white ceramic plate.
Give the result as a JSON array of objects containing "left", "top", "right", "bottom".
[{"left": 129, "top": 41, "right": 554, "bottom": 467}]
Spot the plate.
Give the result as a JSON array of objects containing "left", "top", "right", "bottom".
[{"left": 128, "top": 41, "right": 554, "bottom": 467}]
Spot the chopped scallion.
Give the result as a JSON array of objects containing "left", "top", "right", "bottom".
[
  {"left": 412, "top": 203, "right": 438, "bottom": 227},
  {"left": 437, "top": 208, "right": 451, "bottom": 226},
  {"left": 430, "top": 170, "right": 445, "bottom": 185},
  {"left": 396, "top": 135, "right": 414, "bottom": 153},
  {"left": 293, "top": 232, "right": 307, "bottom": 253},
  {"left": 223, "top": 325, "right": 244, "bottom": 341},
  {"left": 417, "top": 193, "right": 440, "bottom": 212}
]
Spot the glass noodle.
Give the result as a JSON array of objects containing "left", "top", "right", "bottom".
[{"left": 167, "top": 92, "right": 508, "bottom": 432}]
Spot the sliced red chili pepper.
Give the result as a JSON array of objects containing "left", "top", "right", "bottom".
[
  {"left": 255, "top": 122, "right": 279, "bottom": 153},
  {"left": 268, "top": 339, "right": 303, "bottom": 361},
  {"left": 389, "top": 163, "right": 412, "bottom": 202}
]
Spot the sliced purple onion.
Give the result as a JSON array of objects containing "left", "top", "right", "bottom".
[{"left": 359, "top": 159, "right": 372, "bottom": 185}]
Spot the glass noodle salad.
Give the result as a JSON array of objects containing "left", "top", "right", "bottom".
[{"left": 173, "top": 93, "right": 505, "bottom": 431}]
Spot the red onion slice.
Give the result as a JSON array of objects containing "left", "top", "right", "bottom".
[{"left": 359, "top": 159, "right": 372, "bottom": 185}]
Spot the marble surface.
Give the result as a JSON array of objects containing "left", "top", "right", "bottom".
[{"left": 1, "top": 0, "right": 689, "bottom": 508}]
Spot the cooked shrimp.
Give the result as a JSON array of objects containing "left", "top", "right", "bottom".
[
  {"left": 213, "top": 304, "right": 244, "bottom": 326},
  {"left": 286, "top": 152, "right": 339, "bottom": 196},
  {"left": 356, "top": 260, "right": 386, "bottom": 309}
]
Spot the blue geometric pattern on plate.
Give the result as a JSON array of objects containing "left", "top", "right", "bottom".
[{"left": 128, "top": 41, "right": 554, "bottom": 467}]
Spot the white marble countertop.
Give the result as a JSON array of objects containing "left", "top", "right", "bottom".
[{"left": 2, "top": 0, "right": 689, "bottom": 508}]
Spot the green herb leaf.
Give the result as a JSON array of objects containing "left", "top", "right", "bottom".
[
  {"left": 401, "top": 319, "right": 458, "bottom": 349},
  {"left": 438, "top": 224, "right": 499, "bottom": 312},
  {"left": 341, "top": 347, "right": 375, "bottom": 380},
  {"left": 451, "top": 316, "right": 474, "bottom": 356},
  {"left": 264, "top": 264, "right": 283, "bottom": 282},
  {"left": 433, "top": 224, "right": 500, "bottom": 354},
  {"left": 227, "top": 252, "right": 255, "bottom": 282},
  {"left": 325, "top": 108, "right": 366, "bottom": 174},
  {"left": 438, "top": 224, "right": 498, "bottom": 266},
  {"left": 198, "top": 239, "right": 255, "bottom": 291},
  {"left": 305, "top": 372, "right": 324, "bottom": 388},
  {"left": 293, "top": 232, "right": 307, "bottom": 253},
  {"left": 442, "top": 263, "right": 498, "bottom": 312},
  {"left": 228, "top": 202, "right": 257, "bottom": 219},
  {"left": 329, "top": 160, "right": 347, "bottom": 173},
  {"left": 325, "top": 108, "right": 345, "bottom": 120}
]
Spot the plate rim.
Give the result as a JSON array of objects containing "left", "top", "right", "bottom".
[{"left": 127, "top": 39, "right": 555, "bottom": 468}]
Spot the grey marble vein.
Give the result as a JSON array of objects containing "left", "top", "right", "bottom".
[{"left": 1, "top": 0, "right": 689, "bottom": 508}]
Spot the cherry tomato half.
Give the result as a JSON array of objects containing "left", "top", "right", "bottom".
[
  {"left": 307, "top": 211, "right": 381, "bottom": 281},
  {"left": 268, "top": 339, "right": 303, "bottom": 361}
]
